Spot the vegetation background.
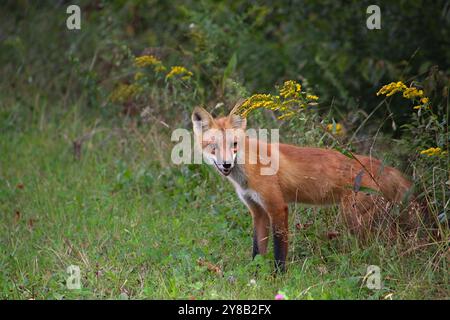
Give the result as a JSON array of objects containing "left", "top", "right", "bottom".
[{"left": 0, "top": 0, "right": 448, "bottom": 299}]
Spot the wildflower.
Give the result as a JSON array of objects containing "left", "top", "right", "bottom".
[
  {"left": 275, "top": 293, "right": 285, "bottom": 300},
  {"left": 306, "top": 94, "right": 319, "bottom": 100},
  {"left": 248, "top": 279, "right": 257, "bottom": 286},
  {"left": 134, "top": 55, "right": 166, "bottom": 74},
  {"left": 413, "top": 96, "right": 430, "bottom": 110},
  {"left": 166, "top": 66, "right": 193, "bottom": 80},
  {"left": 326, "top": 123, "right": 344, "bottom": 136},
  {"left": 375, "top": 81, "right": 423, "bottom": 99},
  {"left": 377, "top": 81, "right": 432, "bottom": 112},
  {"left": 237, "top": 80, "right": 318, "bottom": 120},
  {"left": 376, "top": 81, "right": 407, "bottom": 97},
  {"left": 275, "top": 291, "right": 289, "bottom": 300},
  {"left": 109, "top": 83, "right": 142, "bottom": 103},
  {"left": 238, "top": 94, "right": 279, "bottom": 117},
  {"left": 134, "top": 55, "right": 162, "bottom": 68},
  {"left": 403, "top": 87, "right": 423, "bottom": 99},
  {"left": 420, "top": 147, "right": 447, "bottom": 157},
  {"left": 279, "top": 80, "right": 301, "bottom": 99}
]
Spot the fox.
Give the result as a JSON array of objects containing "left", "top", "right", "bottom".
[{"left": 191, "top": 101, "right": 424, "bottom": 273}]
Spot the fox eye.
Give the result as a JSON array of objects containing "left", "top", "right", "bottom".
[
  {"left": 209, "top": 144, "right": 217, "bottom": 154},
  {"left": 232, "top": 141, "right": 238, "bottom": 153}
]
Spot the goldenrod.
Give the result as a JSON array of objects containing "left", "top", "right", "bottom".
[
  {"left": 326, "top": 123, "right": 344, "bottom": 136},
  {"left": 134, "top": 55, "right": 162, "bottom": 67},
  {"left": 237, "top": 80, "right": 318, "bottom": 120},
  {"left": 420, "top": 97, "right": 429, "bottom": 104},
  {"left": 403, "top": 87, "right": 423, "bottom": 99},
  {"left": 279, "top": 80, "right": 301, "bottom": 99},
  {"left": 109, "top": 83, "right": 142, "bottom": 103},
  {"left": 306, "top": 94, "right": 319, "bottom": 100},
  {"left": 377, "top": 81, "right": 430, "bottom": 111},
  {"left": 376, "top": 81, "right": 407, "bottom": 97},
  {"left": 420, "top": 147, "right": 446, "bottom": 157},
  {"left": 134, "top": 55, "right": 166, "bottom": 74},
  {"left": 166, "top": 66, "right": 193, "bottom": 80}
]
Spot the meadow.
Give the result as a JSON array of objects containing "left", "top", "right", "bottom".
[
  {"left": 0, "top": 1, "right": 448, "bottom": 299},
  {"left": 1, "top": 103, "right": 447, "bottom": 299}
]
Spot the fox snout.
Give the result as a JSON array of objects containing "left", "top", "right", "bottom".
[{"left": 214, "top": 160, "right": 234, "bottom": 176}]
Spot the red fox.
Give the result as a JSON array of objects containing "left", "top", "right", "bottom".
[{"left": 192, "top": 102, "right": 421, "bottom": 272}]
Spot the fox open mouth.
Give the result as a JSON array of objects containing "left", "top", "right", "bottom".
[{"left": 213, "top": 161, "right": 232, "bottom": 176}]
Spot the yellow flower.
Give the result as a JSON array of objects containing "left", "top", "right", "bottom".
[
  {"left": 306, "top": 94, "right": 319, "bottom": 100},
  {"left": 420, "top": 147, "right": 447, "bottom": 157},
  {"left": 134, "top": 55, "right": 162, "bottom": 67},
  {"left": 166, "top": 66, "right": 193, "bottom": 80},
  {"left": 239, "top": 94, "right": 279, "bottom": 117},
  {"left": 326, "top": 123, "right": 344, "bottom": 136},
  {"left": 237, "top": 80, "right": 318, "bottom": 119},
  {"left": 413, "top": 97, "right": 431, "bottom": 110},
  {"left": 377, "top": 81, "right": 407, "bottom": 96},
  {"left": 403, "top": 87, "right": 423, "bottom": 99},
  {"left": 109, "top": 83, "right": 142, "bottom": 103},
  {"left": 377, "top": 81, "right": 432, "bottom": 112},
  {"left": 134, "top": 55, "right": 166, "bottom": 74},
  {"left": 279, "top": 80, "right": 302, "bottom": 99}
]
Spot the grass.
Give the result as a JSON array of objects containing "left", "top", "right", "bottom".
[{"left": 0, "top": 102, "right": 448, "bottom": 300}]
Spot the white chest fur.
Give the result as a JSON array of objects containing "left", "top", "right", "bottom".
[{"left": 228, "top": 178, "right": 265, "bottom": 209}]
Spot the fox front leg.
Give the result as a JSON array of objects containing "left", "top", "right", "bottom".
[
  {"left": 253, "top": 187, "right": 288, "bottom": 273},
  {"left": 246, "top": 200, "right": 270, "bottom": 259},
  {"left": 268, "top": 203, "right": 289, "bottom": 273}
]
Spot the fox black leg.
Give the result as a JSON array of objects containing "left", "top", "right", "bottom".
[
  {"left": 252, "top": 227, "right": 259, "bottom": 259},
  {"left": 272, "top": 226, "right": 287, "bottom": 273}
]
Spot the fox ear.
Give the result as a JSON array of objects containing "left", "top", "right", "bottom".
[
  {"left": 192, "top": 106, "right": 213, "bottom": 133},
  {"left": 229, "top": 98, "right": 246, "bottom": 116},
  {"left": 228, "top": 99, "right": 247, "bottom": 129}
]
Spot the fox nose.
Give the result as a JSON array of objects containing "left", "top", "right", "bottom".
[{"left": 222, "top": 163, "right": 232, "bottom": 169}]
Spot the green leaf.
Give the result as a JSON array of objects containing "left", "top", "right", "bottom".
[
  {"left": 344, "top": 184, "right": 381, "bottom": 196},
  {"left": 334, "top": 146, "right": 355, "bottom": 159},
  {"left": 358, "top": 186, "right": 382, "bottom": 195}
]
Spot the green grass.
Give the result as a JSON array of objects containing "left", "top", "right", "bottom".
[{"left": 0, "top": 104, "right": 448, "bottom": 300}]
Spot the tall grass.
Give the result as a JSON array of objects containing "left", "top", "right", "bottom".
[{"left": 0, "top": 98, "right": 448, "bottom": 299}]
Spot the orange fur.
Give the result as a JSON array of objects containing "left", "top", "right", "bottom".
[{"left": 192, "top": 105, "right": 418, "bottom": 272}]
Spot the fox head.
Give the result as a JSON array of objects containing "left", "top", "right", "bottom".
[{"left": 191, "top": 101, "right": 247, "bottom": 176}]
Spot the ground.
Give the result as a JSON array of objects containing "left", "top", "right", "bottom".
[{"left": 0, "top": 104, "right": 447, "bottom": 300}]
